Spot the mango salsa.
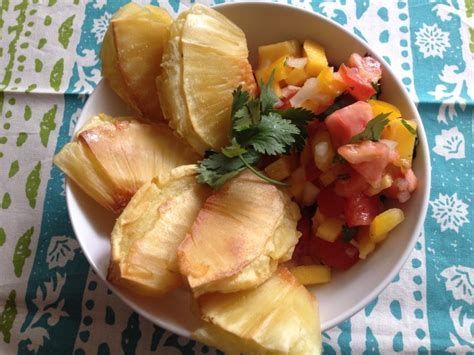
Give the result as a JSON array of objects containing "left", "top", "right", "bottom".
[
  {"left": 286, "top": 67, "right": 309, "bottom": 86},
  {"left": 368, "top": 99, "right": 402, "bottom": 121},
  {"left": 258, "top": 40, "right": 301, "bottom": 68},
  {"left": 311, "top": 129, "right": 335, "bottom": 172},
  {"left": 382, "top": 118, "right": 417, "bottom": 168},
  {"left": 303, "top": 40, "right": 328, "bottom": 76},
  {"left": 255, "top": 55, "right": 291, "bottom": 97},
  {"left": 264, "top": 156, "right": 296, "bottom": 181},
  {"left": 317, "top": 67, "right": 347, "bottom": 98},
  {"left": 370, "top": 208, "right": 405, "bottom": 243},
  {"left": 289, "top": 265, "right": 331, "bottom": 285}
]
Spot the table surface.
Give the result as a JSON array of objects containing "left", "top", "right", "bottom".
[{"left": 0, "top": 0, "right": 473, "bottom": 354}]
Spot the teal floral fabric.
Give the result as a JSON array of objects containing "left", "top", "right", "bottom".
[{"left": 0, "top": 0, "right": 472, "bottom": 354}]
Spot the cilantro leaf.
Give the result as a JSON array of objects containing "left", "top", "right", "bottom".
[
  {"left": 242, "top": 113, "right": 300, "bottom": 155},
  {"left": 260, "top": 71, "right": 279, "bottom": 113},
  {"left": 342, "top": 224, "right": 358, "bottom": 242},
  {"left": 196, "top": 150, "right": 260, "bottom": 188},
  {"left": 401, "top": 119, "right": 417, "bottom": 135},
  {"left": 231, "top": 86, "right": 249, "bottom": 117},
  {"left": 272, "top": 107, "right": 314, "bottom": 151},
  {"left": 350, "top": 113, "right": 391, "bottom": 143},
  {"left": 221, "top": 139, "right": 247, "bottom": 158},
  {"left": 370, "top": 82, "right": 381, "bottom": 99}
]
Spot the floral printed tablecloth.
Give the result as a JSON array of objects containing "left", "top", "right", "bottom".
[{"left": 0, "top": 0, "right": 472, "bottom": 354}]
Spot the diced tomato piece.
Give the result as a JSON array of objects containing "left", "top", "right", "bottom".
[
  {"left": 348, "top": 53, "right": 382, "bottom": 83},
  {"left": 339, "top": 64, "right": 376, "bottom": 101},
  {"left": 338, "top": 141, "right": 391, "bottom": 187},
  {"left": 334, "top": 171, "right": 370, "bottom": 197},
  {"left": 316, "top": 187, "right": 346, "bottom": 218},
  {"left": 305, "top": 160, "right": 321, "bottom": 183},
  {"left": 311, "top": 237, "right": 359, "bottom": 271},
  {"left": 325, "top": 101, "right": 373, "bottom": 147},
  {"left": 344, "top": 193, "right": 381, "bottom": 226}
]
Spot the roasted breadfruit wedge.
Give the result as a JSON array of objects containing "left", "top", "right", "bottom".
[
  {"left": 54, "top": 114, "right": 199, "bottom": 213},
  {"left": 157, "top": 4, "right": 257, "bottom": 154},
  {"left": 194, "top": 267, "right": 322, "bottom": 354},
  {"left": 108, "top": 165, "right": 212, "bottom": 296},
  {"left": 101, "top": 3, "right": 172, "bottom": 120},
  {"left": 177, "top": 170, "right": 301, "bottom": 296}
]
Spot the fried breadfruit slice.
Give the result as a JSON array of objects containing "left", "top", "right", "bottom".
[
  {"left": 108, "top": 165, "right": 212, "bottom": 296},
  {"left": 177, "top": 170, "right": 301, "bottom": 296},
  {"left": 101, "top": 3, "right": 172, "bottom": 120},
  {"left": 54, "top": 114, "right": 199, "bottom": 213},
  {"left": 157, "top": 4, "right": 257, "bottom": 154},
  {"left": 194, "top": 267, "right": 322, "bottom": 354}
]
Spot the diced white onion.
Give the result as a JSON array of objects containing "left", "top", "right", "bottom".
[
  {"left": 302, "top": 181, "right": 320, "bottom": 206},
  {"left": 281, "top": 85, "right": 300, "bottom": 98},
  {"left": 314, "top": 142, "right": 329, "bottom": 159},
  {"left": 380, "top": 139, "right": 398, "bottom": 151},
  {"left": 290, "top": 78, "right": 318, "bottom": 107},
  {"left": 286, "top": 57, "right": 308, "bottom": 69},
  {"left": 397, "top": 191, "right": 411, "bottom": 203},
  {"left": 395, "top": 178, "right": 409, "bottom": 191}
]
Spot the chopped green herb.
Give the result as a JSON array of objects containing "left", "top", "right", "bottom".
[
  {"left": 401, "top": 119, "right": 417, "bottom": 135},
  {"left": 350, "top": 113, "right": 391, "bottom": 143},
  {"left": 315, "top": 94, "right": 356, "bottom": 121},
  {"left": 342, "top": 224, "right": 358, "bottom": 242}
]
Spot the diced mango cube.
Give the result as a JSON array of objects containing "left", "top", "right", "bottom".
[
  {"left": 289, "top": 265, "right": 331, "bottom": 285},
  {"left": 311, "top": 129, "right": 335, "bottom": 173},
  {"left": 370, "top": 208, "right": 405, "bottom": 243},
  {"left": 382, "top": 118, "right": 417, "bottom": 168},
  {"left": 358, "top": 232, "right": 376, "bottom": 259},
  {"left": 299, "top": 99, "right": 320, "bottom": 113},
  {"left": 258, "top": 40, "right": 302, "bottom": 68},
  {"left": 255, "top": 56, "right": 291, "bottom": 97},
  {"left": 288, "top": 166, "right": 305, "bottom": 201},
  {"left": 285, "top": 67, "right": 309, "bottom": 86},
  {"left": 368, "top": 99, "right": 402, "bottom": 121},
  {"left": 315, "top": 218, "right": 344, "bottom": 242},
  {"left": 303, "top": 40, "right": 328, "bottom": 76},
  {"left": 317, "top": 67, "right": 347, "bottom": 97},
  {"left": 264, "top": 156, "right": 294, "bottom": 181}
]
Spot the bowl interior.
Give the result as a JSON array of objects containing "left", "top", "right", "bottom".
[{"left": 67, "top": 2, "right": 430, "bottom": 337}]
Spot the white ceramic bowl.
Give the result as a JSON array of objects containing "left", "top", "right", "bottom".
[{"left": 67, "top": 2, "right": 431, "bottom": 337}]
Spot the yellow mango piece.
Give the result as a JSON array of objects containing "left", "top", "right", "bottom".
[
  {"left": 368, "top": 99, "right": 401, "bottom": 121},
  {"left": 382, "top": 118, "right": 417, "bottom": 168},
  {"left": 289, "top": 265, "right": 331, "bottom": 285},
  {"left": 258, "top": 40, "right": 301, "bottom": 68},
  {"left": 299, "top": 99, "right": 320, "bottom": 113},
  {"left": 264, "top": 156, "right": 295, "bottom": 181},
  {"left": 317, "top": 67, "right": 347, "bottom": 97},
  {"left": 311, "top": 129, "right": 335, "bottom": 173},
  {"left": 313, "top": 209, "right": 326, "bottom": 225},
  {"left": 285, "top": 67, "right": 309, "bottom": 86},
  {"left": 288, "top": 167, "right": 305, "bottom": 201},
  {"left": 255, "top": 56, "right": 291, "bottom": 97},
  {"left": 315, "top": 218, "right": 344, "bottom": 242},
  {"left": 370, "top": 208, "right": 405, "bottom": 243},
  {"left": 303, "top": 40, "right": 328, "bottom": 76},
  {"left": 358, "top": 232, "right": 376, "bottom": 259}
]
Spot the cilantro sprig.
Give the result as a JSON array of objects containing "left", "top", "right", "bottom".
[
  {"left": 350, "top": 112, "right": 391, "bottom": 143},
  {"left": 196, "top": 73, "right": 314, "bottom": 188}
]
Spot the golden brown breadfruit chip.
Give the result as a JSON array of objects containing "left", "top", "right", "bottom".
[
  {"left": 177, "top": 170, "right": 301, "bottom": 296},
  {"left": 54, "top": 114, "right": 199, "bottom": 213},
  {"left": 194, "top": 267, "right": 322, "bottom": 354},
  {"left": 108, "top": 165, "right": 212, "bottom": 297},
  {"left": 157, "top": 4, "right": 257, "bottom": 154},
  {"left": 101, "top": 3, "right": 172, "bottom": 120}
]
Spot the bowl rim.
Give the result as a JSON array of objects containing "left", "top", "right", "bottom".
[{"left": 66, "top": 0, "right": 431, "bottom": 336}]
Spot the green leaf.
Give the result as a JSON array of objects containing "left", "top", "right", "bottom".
[
  {"left": 0, "top": 289, "right": 17, "bottom": 343},
  {"left": 25, "top": 161, "right": 41, "bottom": 209},
  {"left": 260, "top": 70, "right": 279, "bottom": 113},
  {"left": 13, "top": 227, "right": 34, "bottom": 277},
  {"left": 273, "top": 107, "right": 314, "bottom": 151},
  {"left": 401, "top": 119, "right": 417, "bottom": 135},
  {"left": 196, "top": 151, "right": 261, "bottom": 188},
  {"left": 58, "top": 15, "right": 75, "bottom": 49},
  {"left": 50, "top": 58, "right": 64, "bottom": 91},
  {"left": 342, "top": 224, "right": 358, "bottom": 242},
  {"left": 350, "top": 113, "right": 391, "bottom": 143},
  {"left": 243, "top": 113, "right": 299, "bottom": 155},
  {"left": 231, "top": 86, "right": 249, "bottom": 118},
  {"left": 222, "top": 139, "right": 247, "bottom": 158}
]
